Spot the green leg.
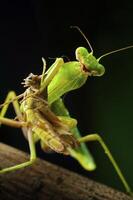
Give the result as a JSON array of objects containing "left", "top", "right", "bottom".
[
  {"left": 50, "top": 98, "right": 96, "bottom": 171},
  {"left": 0, "top": 91, "right": 36, "bottom": 173},
  {"left": 0, "top": 128, "right": 36, "bottom": 173},
  {"left": 0, "top": 116, "right": 27, "bottom": 128},
  {"left": 71, "top": 133, "right": 131, "bottom": 194},
  {"left": 39, "top": 58, "right": 64, "bottom": 94},
  {"left": 0, "top": 91, "right": 28, "bottom": 138},
  {"left": 0, "top": 91, "right": 22, "bottom": 118},
  {"left": 57, "top": 116, "right": 77, "bottom": 129}
]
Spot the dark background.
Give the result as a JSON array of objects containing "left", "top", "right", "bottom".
[{"left": 0, "top": 0, "right": 133, "bottom": 193}]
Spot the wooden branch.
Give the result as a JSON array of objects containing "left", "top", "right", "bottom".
[{"left": 0, "top": 143, "right": 132, "bottom": 200}]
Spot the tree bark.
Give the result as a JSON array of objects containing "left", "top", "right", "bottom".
[{"left": 0, "top": 143, "right": 132, "bottom": 200}]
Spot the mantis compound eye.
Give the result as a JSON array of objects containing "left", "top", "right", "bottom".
[{"left": 91, "top": 64, "right": 105, "bottom": 77}]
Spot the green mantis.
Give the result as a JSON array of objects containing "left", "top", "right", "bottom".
[{"left": 0, "top": 27, "right": 132, "bottom": 195}]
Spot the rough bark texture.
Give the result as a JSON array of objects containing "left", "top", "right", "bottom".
[{"left": 0, "top": 143, "right": 132, "bottom": 200}]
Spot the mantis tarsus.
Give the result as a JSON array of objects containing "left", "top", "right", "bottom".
[{"left": 0, "top": 27, "right": 132, "bottom": 195}]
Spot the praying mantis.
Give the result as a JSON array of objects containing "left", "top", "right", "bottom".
[{"left": 0, "top": 26, "right": 133, "bottom": 195}]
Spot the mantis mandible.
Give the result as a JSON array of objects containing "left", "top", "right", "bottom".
[{"left": 0, "top": 26, "right": 132, "bottom": 195}]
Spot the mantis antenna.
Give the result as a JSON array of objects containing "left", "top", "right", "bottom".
[
  {"left": 71, "top": 26, "right": 133, "bottom": 61},
  {"left": 70, "top": 26, "right": 94, "bottom": 54},
  {"left": 98, "top": 45, "right": 133, "bottom": 61}
]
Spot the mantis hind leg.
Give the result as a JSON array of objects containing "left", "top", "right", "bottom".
[
  {"left": 0, "top": 128, "right": 36, "bottom": 173},
  {"left": 69, "top": 133, "right": 131, "bottom": 194}
]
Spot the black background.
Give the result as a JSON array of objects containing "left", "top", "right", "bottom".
[{"left": 0, "top": 0, "right": 133, "bottom": 193}]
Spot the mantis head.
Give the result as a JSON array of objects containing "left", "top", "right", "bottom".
[
  {"left": 75, "top": 47, "right": 105, "bottom": 77},
  {"left": 72, "top": 26, "right": 133, "bottom": 78}
]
